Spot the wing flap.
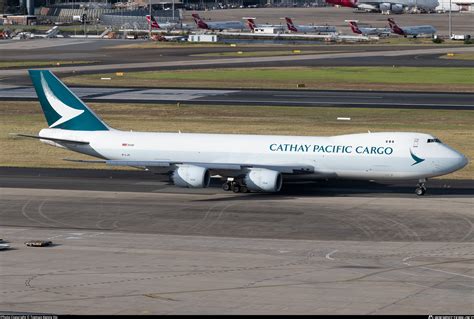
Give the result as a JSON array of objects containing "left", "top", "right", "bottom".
[
  {"left": 104, "top": 160, "right": 313, "bottom": 174},
  {"left": 62, "top": 159, "right": 314, "bottom": 174}
]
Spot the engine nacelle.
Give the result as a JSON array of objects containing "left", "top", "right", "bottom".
[
  {"left": 391, "top": 3, "right": 404, "bottom": 13},
  {"left": 244, "top": 168, "right": 283, "bottom": 193},
  {"left": 379, "top": 2, "right": 391, "bottom": 12},
  {"left": 171, "top": 165, "right": 210, "bottom": 188}
]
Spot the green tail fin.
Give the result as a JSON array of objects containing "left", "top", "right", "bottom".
[{"left": 29, "top": 70, "right": 110, "bottom": 131}]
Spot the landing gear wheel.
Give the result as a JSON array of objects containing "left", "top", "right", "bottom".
[
  {"left": 222, "top": 182, "right": 231, "bottom": 191},
  {"left": 415, "top": 186, "right": 426, "bottom": 196},
  {"left": 232, "top": 184, "right": 241, "bottom": 193},
  {"left": 240, "top": 186, "right": 249, "bottom": 193},
  {"left": 415, "top": 179, "right": 427, "bottom": 196}
]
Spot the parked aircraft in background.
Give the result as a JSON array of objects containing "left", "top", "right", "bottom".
[
  {"left": 14, "top": 26, "right": 61, "bottom": 39},
  {"left": 40, "top": 26, "right": 61, "bottom": 38},
  {"left": 191, "top": 13, "right": 245, "bottom": 31},
  {"left": 346, "top": 20, "right": 391, "bottom": 36},
  {"left": 243, "top": 17, "right": 283, "bottom": 32},
  {"left": 16, "top": 70, "right": 468, "bottom": 196},
  {"left": 325, "top": 0, "right": 439, "bottom": 13},
  {"left": 146, "top": 15, "right": 177, "bottom": 30},
  {"left": 284, "top": 17, "right": 337, "bottom": 34},
  {"left": 388, "top": 18, "right": 437, "bottom": 37},
  {"left": 145, "top": 15, "right": 192, "bottom": 31}
]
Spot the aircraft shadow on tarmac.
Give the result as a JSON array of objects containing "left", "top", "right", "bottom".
[
  {"left": 1, "top": 168, "right": 471, "bottom": 199},
  {"left": 201, "top": 178, "right": 474, "bottom": 201}
]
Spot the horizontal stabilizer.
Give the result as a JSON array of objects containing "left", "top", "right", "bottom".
[{"left": 10, "top": 133, "right": 90, "bottom": 145}]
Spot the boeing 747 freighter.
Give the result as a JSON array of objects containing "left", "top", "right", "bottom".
[{"left": 15, "top": 70, "right": 468, "bottom": 195}]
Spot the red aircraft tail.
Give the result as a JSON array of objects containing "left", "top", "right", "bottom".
[
  {"left": 348, "top": 21, "right": 362, "bottom": 34},
  {"left": 192, "top": 13, "right": 208, "bottom": 29},
  {"left": 388, "top": 18, "right": 404, "bottom": 35},
  {"left": 146, "top": 15, "right": 160, "bottom": 29},
  {"left": 246, "top": 18, "right": 257, "bottom": 31},
  {"left": 285, "top": 17, "right": 298, "bottom": 32}
]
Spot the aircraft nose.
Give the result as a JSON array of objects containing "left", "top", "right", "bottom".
[
  {"left": 448, "top": 148, "right": 468, "bottom": 171},
  {"left": 436, "top": 147, "right": 468, "bottom": 174},
  {"left": 456, "top": 152, "right": 469, "bottom": 170}
]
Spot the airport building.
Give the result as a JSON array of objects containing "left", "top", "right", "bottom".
[{"left": 2, "top": 0, "right": 327, "bottom": 15}]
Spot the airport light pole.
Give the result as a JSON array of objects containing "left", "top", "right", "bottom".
[
  {"left": 172, "top": 0, "right": 175, "bottom": 22},
  {"left": 83, "top": 13, "right": 87, "bottom": 38},
  {"left": 148, "top": 0, "right": 152, "bottom": 40},
  {"left": 449, "top": 0, "right": 452, "bottom": 38}
]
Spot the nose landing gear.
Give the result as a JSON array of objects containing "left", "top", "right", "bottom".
[{"left": 415, "top": 179, "right": 427, "bottom": 196}]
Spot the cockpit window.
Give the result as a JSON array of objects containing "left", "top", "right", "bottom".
[{"left": 427, "top": 138, "right": 442, "bottom": 143}]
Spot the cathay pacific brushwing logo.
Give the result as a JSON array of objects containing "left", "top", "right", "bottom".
[
  {"left": 410, "top": 149, "right": 425, "bottom": 166},
  {"left": 41, "top": 73, "right": 84, "bottom": 128}
]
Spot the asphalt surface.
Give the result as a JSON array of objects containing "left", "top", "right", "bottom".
[
  {"left": 2, "top": 84, "right": 473, "bottom": 109},
  {"left": 0, "top": 167, "right": 473, "bottom": 240},
  {"left": 1, "top": 224, "right": 472, "bottom": 314},
  {"left": 1, "top": 167, "right": 473, "bottom": 314}
]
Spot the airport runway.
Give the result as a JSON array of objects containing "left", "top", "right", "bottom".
[
  {"left": 1, "top": 84, "right": 473, "bottom": 109},
  {"left": 0, "top": 167, "right": 473, "bottom": 314}
]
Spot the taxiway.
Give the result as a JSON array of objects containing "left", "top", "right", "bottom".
[
  {"left": 1, "top": 85, "right": 473, "bottom": 109},
  {"left": 0, "top": 167, "right": 473, "bottom": 314}
]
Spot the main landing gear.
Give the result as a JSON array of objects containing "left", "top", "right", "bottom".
[
  {"left": 222, "top": 179, "right": 249, "bottom": 193},
  {"left": 415, "top": 178, "right": 427, "bottom": 196}
]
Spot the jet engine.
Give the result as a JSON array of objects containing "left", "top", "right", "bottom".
[
  {"left": 171, "top": 165, "right": 210, "bottom": 188},
  {"left": 391, "top": 3, "right": 404, "bottom": 13},
  {"left": 379, "top": 2, "right": 391, "bottom": 12},
  {"left": 244, "top": 168, "right": 283, "bottom": 193},
  {"left": 379, "top": 3, "right": 404, "bottom": 13}
]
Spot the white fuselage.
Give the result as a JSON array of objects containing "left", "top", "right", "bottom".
[
  {"left": 358, "top": 27, "right": 391, "bottom": 36},
  {"left": 203, "top": 21, "right": 245, "bottom": 30},
  {"left": 401, "top": 25, "right": 437, "bottom": 36},
  {"left": 292, "top": 25, "right": 337, "bottom": 33},
  {"left": 39, "top": 129, "right": 467, "bottom": 181},
  {"left": 359, "top": 0, "right": 439, "bottom": 11}
]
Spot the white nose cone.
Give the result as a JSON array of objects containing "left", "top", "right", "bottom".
[
  {"left": 456, "top": 153, "right": 469, "bottom": 170},
  {"left": 442, "top": 148, "right": 468, "bottom": 175}
]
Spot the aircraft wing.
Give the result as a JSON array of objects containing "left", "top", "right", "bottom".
[{"left": 65, "top": 159, "right": 314, "bottom": 174}]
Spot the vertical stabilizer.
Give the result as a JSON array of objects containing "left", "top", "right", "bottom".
[
  {"left": 29, "top": 70, "right": 110, "bottom": 131},
  {"left": 348, "top": 21, "right": 362, "bottom": 34},
  {"left": 285, "top": 17, "right": 298, "bottom": 32},
  {"left": 388, "top": 18, "right": 404, "bottom": 35},
  {"left": 146, "top": 15, "right": 161, "bottom": 29}
]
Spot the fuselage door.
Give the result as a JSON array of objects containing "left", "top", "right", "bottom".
[{"left": 413, "top": 138, "right": 419, "bottom": 148}]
